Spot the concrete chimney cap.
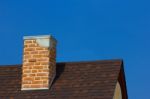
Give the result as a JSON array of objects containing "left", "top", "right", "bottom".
[
  {"left": 23, "top": 35, "right": 57, "bottom": 48},
  {"left": 23, "top": 35, "right": 56, "bottom": 41}
]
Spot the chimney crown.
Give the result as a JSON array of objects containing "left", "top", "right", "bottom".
[{"left": 23, "top": 35, "right": 57, "bottom": 48}]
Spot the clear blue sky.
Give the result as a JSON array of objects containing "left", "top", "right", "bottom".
[{"left": 0, "top": 0, "right": 149, "bottom": 98}]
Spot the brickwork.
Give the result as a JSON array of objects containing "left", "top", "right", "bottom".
[{"left": 21, "top": 36, "right": 56, "bottom": 90}]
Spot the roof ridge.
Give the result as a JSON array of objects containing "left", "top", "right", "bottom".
[
  {"left": 57, "top": 59, "right": 123, "bottom": 64},
  {"left": 0, "top": 59, "right": 123, "bottom": 67}
]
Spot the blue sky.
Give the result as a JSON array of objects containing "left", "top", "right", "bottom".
[{"left": 0, "top": 0, "right": 150, "bottom": 98}]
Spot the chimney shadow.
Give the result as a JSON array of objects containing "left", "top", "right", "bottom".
[{"left": 52, "top": 63, "right": 66, "bottom": 85}]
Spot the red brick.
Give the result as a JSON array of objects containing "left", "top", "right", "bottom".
[
  {"left": 32, "top": 81, "right": 43, "bottom": 84},
  {"left": 23, "top": 77, "right": 34, "bottom": 81},
  {"left": 28, "top": 59, "right": 36, "bottom": 62},
  {"left": 35, "top": 77, "right": 41, "bottom": 80},
  {"left": 37, "top": 73, "right": 48, "bottom": 76},
  {"left": 30, "top": 84, "right": 43, "bottom": 88},
  {"left": 22, "top": 36, "right": 56, "bottom": 90},
  {"left": 33, "top": 66, "right": 43, "bottom": 69},
  {"left": 25, "top": 48, "right": 35, "bottom": 51}
]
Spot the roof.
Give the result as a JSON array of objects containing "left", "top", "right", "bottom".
[{"left": 0, "top": 60, "right": 127, "bottom": 99}]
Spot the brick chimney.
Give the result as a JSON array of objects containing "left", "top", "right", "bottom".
[{"left": 21, "top": 35, "right": 57, "bottom": 90}]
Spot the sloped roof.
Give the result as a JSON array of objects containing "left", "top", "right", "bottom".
[{"left": 0, "top": 60, "right": 127, "bottom": 99}]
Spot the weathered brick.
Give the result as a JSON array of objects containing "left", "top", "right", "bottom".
[
  {"left": 32, "top": 55, "right": 42, "bottom": 58},
  {"left": 43, "top": 65, "right": 49, "bottom": 69},
  {"left": 33, "top": 66, "right": 43, "bottom": 69},
  {"left": 41, "top": 77, "right": 49, "bottom": 80},
  {"left": 28, "top": 43, "right": 37, "bottom": 47},
  {"left": 42, "top": 69, "right": 49, "bottom": 72},
  {"left": 23, "top": 59, "right": 28, "bottom": 63},
  {"left": 25, "top": 48, "right": 35, "bottom": 51},
  {"left": 28, "top": 59, "right": 36, "bottom": 62},
  {"left": 32, "top": 70, "right": 37, "bottom": 73},
  {"left": 23, "top": 62, "right": 34, "bottom": 66},
  {"left": 41, "top": 54, "right": 49, "bottom": 57},
  {"left": 43, "top": 84, "right": 49, "bottom": 88},
  {"left": 36, "top": 47, "right": 45, "bottom": 50},
  {"left": 35, "top": 77, "right": 41, "bottom": 80},
  {"left": 32, "top": 81, "right": 43, "bottom": 84},
  {"left": 22, "top": 35, "right": 56, "bottom": 90},
  {"left": 30, "top": 84, "right": 43, "bottom": 88},
  {"left": 30, "top": 51, "right": 38, "bottom": 54},
  {"left": 23, "top": 70, "right": 31, "bottom": 73},
  {"left": 25, "top": 40, "right": 33, "bottom": 43},
  {"left": 23, "top": 77, "right": 34, "bottom": 81},
  {"left": 24, "top": 55, "right": 31, "bottom": 59},
  {"left": 34, "top": 62, "right": 40, "bottom": 65},
  {"left": 28, "top": 73, "right": 36, "bottom": 77},
  {"left": 37, "top": 58, "right": 49, "bottom": 62},
  {"left": 39, "top": 51, "right": 49, "bottom": 54},
  {"left": 22, "top": 74, "right": 28, "bottom": 77},
  {"left": 22, "top": 66, "right": 29, "bottom": 69},
  {"left": 43, "top": 80, "right": 48, "bottom": 84},
  {"left": 22, "top": 84, "right": 31, "bottom": 88},
  {"left": 22, "top": 80, "right": 32, "bottom": 84},
  {"left": 40, "top": 62, "right": 49, "bottom": 65},
  {"left": 24, "top": 51, "right": 30, "bottom": 55},
  {"left": 37, "top": 73, "right": 48, "bottom": 76}
]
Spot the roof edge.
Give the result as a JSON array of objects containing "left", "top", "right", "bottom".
[{"left": 0, "top": 59, "right": 123, "bottom": 67}]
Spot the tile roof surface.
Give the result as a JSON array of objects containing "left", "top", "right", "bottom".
[{"left": 0, "top": 60, "right": 123, "bottom": 99}]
